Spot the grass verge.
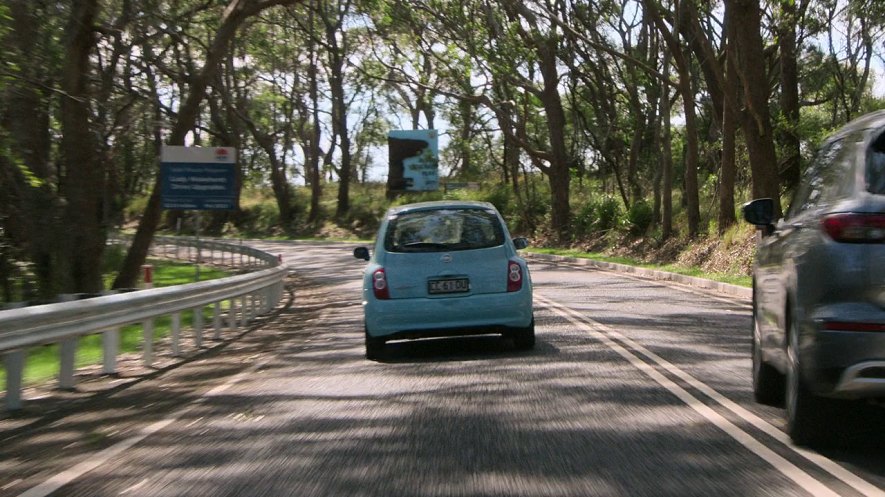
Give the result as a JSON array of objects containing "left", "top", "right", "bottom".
[{"left": 527, "top": 247, "right": 753, "bottom": 288}]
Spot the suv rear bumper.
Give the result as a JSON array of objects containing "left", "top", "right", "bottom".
[
  {"left": 803, "top": 305, "right": 885, "bottom": 398},
  {"left": 833, "top": 361, "right": 885, "bottom": 396}
]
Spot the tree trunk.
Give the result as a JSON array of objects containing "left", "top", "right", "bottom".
[
  {"left": 537, "top": 41, "right": 571, "bottom": 242},
  {"left": 726, "top": 0, "right": 781, "bottom": 214},
  {"left": 306, "top": 2, "right": 322, "bottom": 224},
  {"left": 660, "top": 52, "right": 674, "bottom": 240},
  {"left": 1, "top": 0, "right": 61, "bottom": 299},
  {"left": 777, "top": 0, "right": 801, "bottom": 190},
  {"left": 719, "top": 82, "right": 738, "bottom": 233},
  {"left": 61, "top": 0, "right": 105, "bottom": 294},
  {"left": 646, "top": 0, "right": 700, "bottom": 237}
]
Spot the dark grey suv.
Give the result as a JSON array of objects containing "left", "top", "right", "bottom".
[{"left": 743, "top": 110, "right": 885, "bottom": 446}]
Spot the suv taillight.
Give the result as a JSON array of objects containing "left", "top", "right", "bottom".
[
  {"left": 372, "top": 269, "right": 390, "bottom": 299},
  {"left": 821, "top": 213, "right": 885, "bottom": 243},
  {"left": 507, "top": 261, "right": 523, "bottom": 292},
  {"left": 822, "top": 321, "right": 885, "bottom": 332}
]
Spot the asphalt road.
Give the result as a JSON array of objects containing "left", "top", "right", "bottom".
[{"left": 1, "top": 241, "right": 882, "bottom": 497}]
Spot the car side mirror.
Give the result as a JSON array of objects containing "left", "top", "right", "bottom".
[
  {"left": 742, "top": 198, "right": 776, "bottom": 236},
  {"left": 353, "top": 246, "right": 370, "bottom": 261},
  {"left": 512, "top": 237, "right": 528, "bottom": 250},
  {"left": 742, "top": 198, "right": 776, "bottom": 226}
]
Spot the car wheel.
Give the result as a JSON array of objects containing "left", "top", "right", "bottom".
[
  {"left": 365, "top": 328, "right": 385, "bottom": 360},
  {"left": 785, "top": 317, "right": 833, "bottom": 447},
  {"left": 512, "top": 319, "right": 535, "bottom": 350},
  {"left": 752, "top": 311, "right": 784, "bottom": 405}
]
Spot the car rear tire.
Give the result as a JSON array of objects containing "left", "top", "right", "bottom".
[
  {"left": 365, "top": 328, "right": 385, "bottom": 360},
  {"left": 785, "top": 318, "right": 835, "bottom": 447},
  {"left": 512, "top": 319, "right": 535, "bottom": 350},
  {"left": 752, "top": 314, "right": 784, "bottom": 405}
]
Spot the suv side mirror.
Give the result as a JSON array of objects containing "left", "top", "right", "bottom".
[
  {"left": 353, "top": 246, "right": 370, "bottom": 261},
  {"left": 512, "top": 237, "right": 528, "bottom": 250},
  {"left": 742, "top": 198, "right": 775, "bottom": 227}
]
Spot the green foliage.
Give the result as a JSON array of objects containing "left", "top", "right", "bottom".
[
  {"left": 627, "top": 199, "right": 654, "bottom": 235},
  {"left": 343, "top": 186, "right": 388, "bottom": 237},
  {"left": 391, "top": 191, "right": 445, "bottom": 206},
  {"left": 571, "top": 195, "right": 622, "bottom": 236},
  {"left": 572, "top": 201, "right": 597, "bottom": 235},
  {"left": 595, "top": 196, "right": 622, "bottom": 232}
]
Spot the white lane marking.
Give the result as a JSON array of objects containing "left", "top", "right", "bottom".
[
  {"left": 17, "top": 359, "right": 268, "bottom": 497},
  {"left": 589, "top": 311, "right": 885, "bottom": 497},
  {"left": 119, "top": 477, "right": 148, "bottom": 494},
  {"left": 2, "top": 480, "right": 23, "bottom": 491},
  {"left": 539, "top": 295, "right": 884, "bottom": 497}
]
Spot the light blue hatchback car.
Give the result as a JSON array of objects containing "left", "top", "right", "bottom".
[{"left": 353, "top": 201, "right": 534, "bottom": 359}]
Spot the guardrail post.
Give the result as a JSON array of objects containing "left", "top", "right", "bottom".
[
  {"left": 228, "top": 299, "right": 238, "bottom": 331},
  {"left": 171, "top": 312, "right": 181, "bottom": 357},
  {"left": 240, "top": 295, "right": 249, "bottom": 326},
  {"left": 213, "top": 302, "right": 222, "bottom": 339},
  {"left": 143, "top": 319, "right": 155, "bottom": 367},
  {"left": 103, "top": 327, "right": 119, "bottom": 374},
  {"left": 193, "top": 306, "right": 204, "bottom": 348},
  {"left": 59, "top": 337, "right": 78, "bottom": 390},
  {"left": 3, "top": 350, "right": 25, "bottom": 411}
]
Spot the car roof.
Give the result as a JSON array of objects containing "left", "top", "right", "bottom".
[
  {"left": 386, "top": 200, "right": 498, "bottom": 216},
  {"left": 829, "top": 110, "right": 885, "bottom": 143}
]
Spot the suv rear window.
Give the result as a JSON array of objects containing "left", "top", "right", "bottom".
[
  {"left": 868, "top": 131, "right": 885, "bottom": 194},
  {"left": 385, "top": 208, "right": 505, "bottom": 252}
]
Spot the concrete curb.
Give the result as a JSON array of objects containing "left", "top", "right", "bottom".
[{"left": 523, "top": 252, "right": 752, "bottom": 301}]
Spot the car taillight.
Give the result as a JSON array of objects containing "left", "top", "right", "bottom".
[
  {"left": 821, "top": 213, "right": 885, "bottom": 243},
  {"left": 507, "top": 261, "right": 523, "bottom": 292},
  {"left": 822, "top": 321, "right": 885, "bottom": 332},
  {"left": 372, "top": 269, "right": 390, "bottom": 299}
]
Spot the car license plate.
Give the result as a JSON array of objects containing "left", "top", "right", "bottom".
[{"left": 428, "top": 278, "right": 469, "bottom": 294}]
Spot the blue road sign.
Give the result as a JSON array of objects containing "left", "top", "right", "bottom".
[{"left": 160, "top": 147, "right": 238, "bottom": 210}]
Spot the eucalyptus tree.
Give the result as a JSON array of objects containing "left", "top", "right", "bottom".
[
  {"left": 724, "top": 0, "right": 781, "bottom": 216},
  {"left": 1, "top": 1, "right": 63, "bottom": 298},
  {"left": 226, "top": 7, "right": 313, "bottom": 227},
  {"left": 116, "top": 0, "right": 305, "bottom": 289},
  {"left": 293, "top": 0, "right": 360, "bottom": 218},
  {"left": 817, "top": 0, "right": 885, "bottom": 122},
  {"left": 564, "top": 0, "right": 664, "bottom": 209},
  {"left": 0, "top": 0, "right": 147, "bottom": 296},
  {"left": 643, "top": 0, "right": 702, "bottom": 237},
  {"left": 360, "top": 0, "right": 443, "bottom": 131}
]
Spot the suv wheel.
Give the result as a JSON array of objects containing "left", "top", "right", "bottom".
[
  {"left": 752, "top": 313, "right": 784, "bottom": 405},
  {"left": 785, "top": 318, "right": 834, "bottom": 447}
]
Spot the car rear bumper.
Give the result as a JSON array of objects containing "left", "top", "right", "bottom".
[
  {"left": 803, "top": 303, "right": 885, "bottom": 398},
  {"left": 364, "top": 290, "right": 533, "bottom": 339},
  {"left": 832, "top": 361, "right": 885, "bottom": 396}
]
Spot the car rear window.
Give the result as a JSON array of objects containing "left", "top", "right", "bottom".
[
  {"left": 868, "top": 131, "right": 885, "bottom": 195},
  {"left": 385, "top": 208, "right": 505, "bottom": 252}
]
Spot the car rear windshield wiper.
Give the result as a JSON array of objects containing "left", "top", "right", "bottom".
[{"left": 398, "top": 241, "right": 452, "bottom": 252}]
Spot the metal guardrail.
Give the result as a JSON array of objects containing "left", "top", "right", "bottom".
[{"left": 0, "top": 236, "right": 288, "bottom": 411}]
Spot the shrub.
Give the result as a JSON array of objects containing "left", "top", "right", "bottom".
[
  {"left": 627, "top": 199, "right": 654, "bottom": 235},
  {"left": 345, "top": 192, "right": 388, "bottom": 237},
  {"left": 595, "top": 196, "right": 621, "bottom": 232},
  {"left": 572, "top": 202, "right": 596, "bottom": 236}
]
